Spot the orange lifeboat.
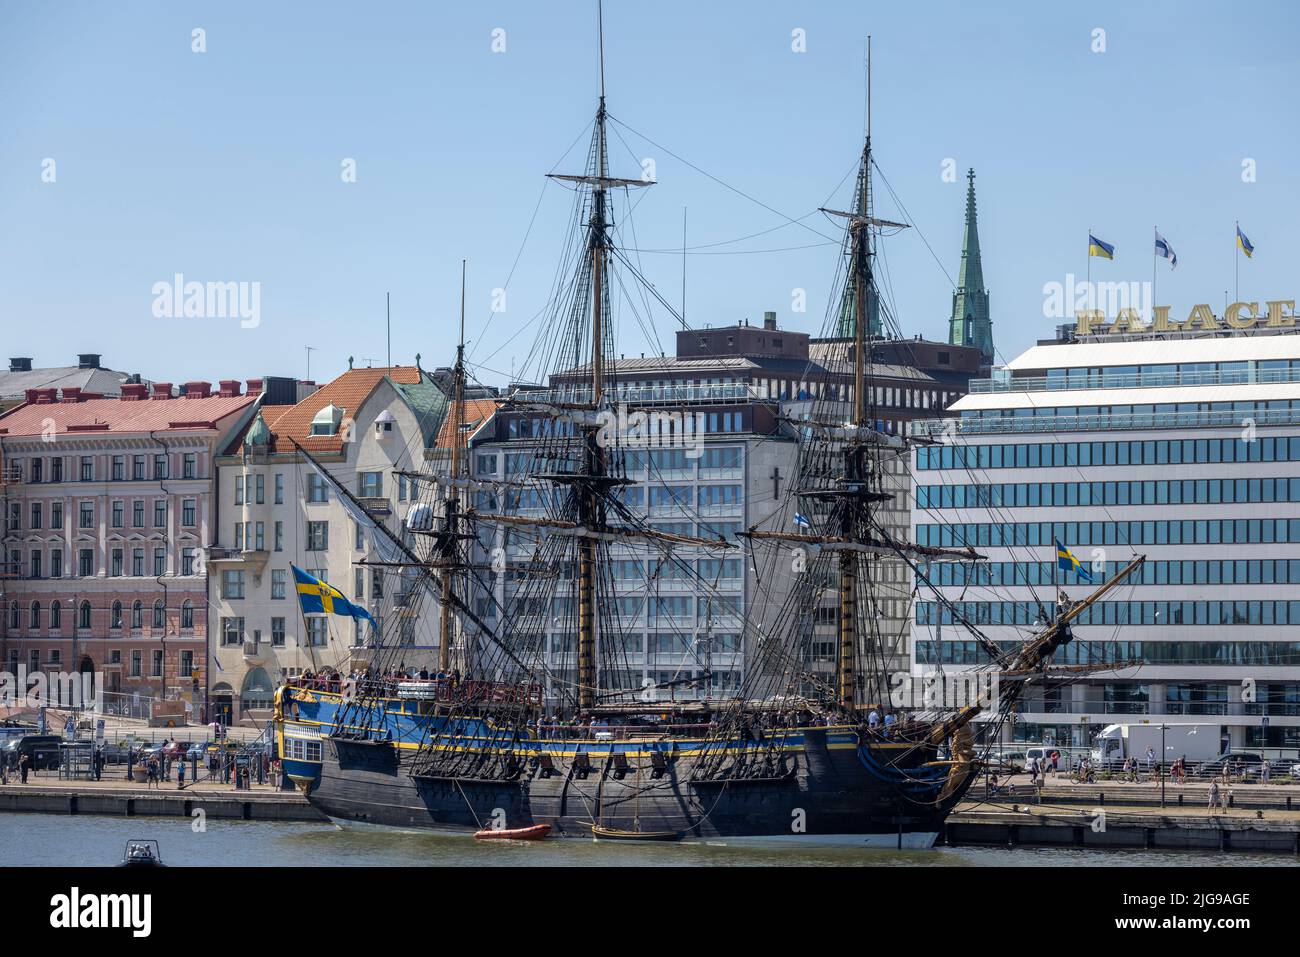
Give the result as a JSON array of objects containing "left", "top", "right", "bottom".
[{"left": 473, "top": 823, "right": 553, "bottom": 841}]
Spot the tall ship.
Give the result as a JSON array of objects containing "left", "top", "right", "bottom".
[{"left": 274, "top": 18, "right": 1141, "bottom": 846}]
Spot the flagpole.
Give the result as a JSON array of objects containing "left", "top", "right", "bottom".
[
  {"left": 1152, "top": 226, "right": 1157, "bottom": 324},
  {"left": 1234, "top": 220, "right": 1239, "bottom": 302},
  {"left": 1087, "top": 228, "right": 1091, "bottom": 291}
]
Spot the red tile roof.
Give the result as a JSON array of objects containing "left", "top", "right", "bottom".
[
  {"left": 436, "top": 397, "right": 499, "bottom": 449},
  {"left": 233, "top": 366, "right": 424, "bottom": 455},
  {"left": 0, "top": 390, "right": 257, "bottom": 437}
]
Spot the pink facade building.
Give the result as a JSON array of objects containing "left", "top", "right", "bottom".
[{"left": 0, "top": 379, "right": 260, "bottom": 719}]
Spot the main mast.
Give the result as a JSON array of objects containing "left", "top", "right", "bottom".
[{"left": 439, "top": 260, "right": 467, "bottom": 673}]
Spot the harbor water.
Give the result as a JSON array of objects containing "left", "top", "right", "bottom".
[{"left": 1, "top": 812, "right": 1296, "bottom": 867}]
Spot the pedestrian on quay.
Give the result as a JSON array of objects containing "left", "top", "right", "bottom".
[
  {"left": 177, "top": 757, "right": 185, "bottom": 789},
  {"left": 1261, "top": 761, "right": 1271, "bottom": 784},
  {"left": 19, "top": 752, "right": 30, "bottom": 785},
  {"left": 1208, "top": 779, "right": 1222, "bottom": 810},
  {"left": 1145, "top": 746, "right": 1155, "bottom": 777},
  {"left": 126, "top": 748, "right": 135, "bottom": 781}
]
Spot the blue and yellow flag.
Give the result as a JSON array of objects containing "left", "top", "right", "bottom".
[
  {"left": 292, "top": 565, "right": 375, "bottom": 624},
  {"left": 1236, "top": 224, "right": 1253, "bottom": 258},
  {"left": 1054, "top": 539, "right": 1094, "bottom": 583},
  {"left": 1088, "top": 233, "right": 1115, "bottom": 260}
]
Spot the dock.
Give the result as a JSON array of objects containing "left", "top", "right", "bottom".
[{"left": 0, "top": 776, "right": 326, "bottom": 822}]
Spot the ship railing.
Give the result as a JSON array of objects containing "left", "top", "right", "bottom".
[
  {"left": 968, "top": 366, "right": 1300, "bottom": 395},
  {"left": 915, "top": 406, "right": 1300, "bottom": 437}
]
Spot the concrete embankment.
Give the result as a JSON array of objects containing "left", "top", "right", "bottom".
[{"left": 0, "top": 783, "right": 326, "bottom": 822}]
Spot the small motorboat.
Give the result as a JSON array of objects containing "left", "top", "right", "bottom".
[
  {"left": 473, "top": 823, "right": 552, "bottom": 841},
  {"left": 590, "top": 824, "right": 683, "bottom": 842},
  {"left": 117, "top": 840, "right": 166, "bottom": 867}
]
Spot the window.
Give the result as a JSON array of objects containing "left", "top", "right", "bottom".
[
  {"left": 78, "top": 549, "right": 94, "bottom": 577},
  {"left": 111, "top": 549, "right": 124, "bottom": 577},
  {"left": 132, "top": 455, "right": 145, "bottom": 480},
  {"left": 111, "top": 600, "right": 124, "bottom": 629},
  {"left": 5, "top": 503, "right": 16, "bottom": 532},
  {"left": 29, "top": 458, "right": 42, "bottom": 483},
  {"left": 153, "top": 454, "right": 168, "bottom": 479},
  {"left": 79, "top": 502, "right": 94, "bottom": 528},
  {"left": 254, "top": 473, "right": 265, "bottom": 504},
  {"left": 29, "top": 550, "right": 41, "bottom": 579},
  {"left": 130, "top": 650, "right": 141, "bottom": 677},
  {"left": 271, "top": 617, "right": 286, "bottom": 647},
  {"left": 153, "top": 500, "right": 166, "bottom": 527},
  {"left": 271, "top": 568, "right": 287, "bottom": 599},
  {"left": 358, "top": 472, "right": 383, "bottom": 497},
  {"left": 307, "top": 474, "right": 329, "bottom": 503},
  {"left": 50, "top": 549, "right": 62, "bottom": 578},
  {"left": 111, "top": 501, "right": 123, "bottom": 528},
  {"left": 307, "top": 521, "right": 328, "bottom": 550},
  {"left": 274, "top": 473, "right": 284, "bottom": 504},
  {"left": 131, "top": 600, "right": 143, "bottom": 630},
  {"left": 131, "top": 548, "right": 144, "bottom": 576},
  {"left": 153, "top": 547, "right": 166, "bottom": 576},
  {"left": 51, "top": 502, "right": 62, "bottom": 527},
  {"left": 254, "top": 521, "right": 265, "bottom": 551},
  {"left": 50, "top": 601, "right": 61, "bottom": 630},
  {"left": 80, "top": 456, "right": 94, "bottom": 481},
  {"left": 132, "top": 501, "right": 144, "bottom": 528},
  {"left": 79, "top": 600, "right": 92, "bottom": 629},
  {"left": 181, "top": 547, "right": 196, "bottom": 576},
  {"left": 355, "top": 521, "right": 365, "bottom": 550},
  {"left": 274, "top": 521, "right": 284, "bottom": 552},
  {"left": 151, "top": 650, "right": 163, "bottom": 677},
  {"left": 112, "top": 455, "right": 124, "bottom": 481},
  {"left": 29, "top": 601, "right": 40, "bottom": 630},
  {"left": 180, "top": 651, "right": 194, "bottom": 680},
  {"left": 234, "top": 475, "right": 244, "bottom": 506},
  {"left": 306, "top": 617, "right": 327, "bottom": 646},
  {"left": 51, "top": 457, "right": 63, "bottom": 482},
  {"left": 221, "top": 617, "right": 244, "bottom": 646},
  {"left": 181, "top": 499, "right": 196, "bottom": 526},
  {"left": 183, "top": 452, "right": 197, "bottom": 479},
  {"left": 354, "top": 568, "right": 365, "bottom": 599},
  {"left": 30, "top": 502, "right": 42, "bottom": 529},
  {"left": 222, "top": 570, "right": 246, "bottom": 599},
  {"left": 181, "top": 599, "right": 194, "bottom": 631},
  {"left": 371, "top": 569, "right": 383, "bottom": 599},
  {"left": 153, "top": 599, "right": 165, "bottom": 630}
]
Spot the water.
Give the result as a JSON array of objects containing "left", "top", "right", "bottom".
[{"left": 1, "top": 812, "right": 1296, "bottom": 867}]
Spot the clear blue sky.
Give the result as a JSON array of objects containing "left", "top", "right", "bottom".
[{"left": 2, "top": 1, "right": 1296, "bottom": 385}]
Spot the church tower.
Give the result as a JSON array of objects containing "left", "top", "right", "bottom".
[{"left": 949, "top": 168, "right": 993, "bottom": 365}]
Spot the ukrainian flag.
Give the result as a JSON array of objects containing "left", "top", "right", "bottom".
[
  {"left": 1088, "top": 234, "right": 1115, "bottom": 260},
  {"left": 1237, "top": 224, "right": 1254, "bottom": 258},
  {"left": 1054, "top": 538, "right": 1095, "bottom": 583},
  {"left": 292, "top": 565, "right": 376, "bottom": 624}
]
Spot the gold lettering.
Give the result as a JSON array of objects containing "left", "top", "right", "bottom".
[
  {"left": 1183, "top": 303, "right": 1219, "bottom": 332},
  {"left": 1075, "top": 310, "right": 1105, "bottom": 336},
  {"left": 1151, "top": 305, "right": 1179, "bottom": 332},
  {"left": 1224, "top": 301, "right": 1258, "bottom": 330},
  {"left": 1110, "top": 308, "right": 1143, "bottom": 334},
  {"left": 1265, "top": 300, "right": 1296, "bottom": 327}
]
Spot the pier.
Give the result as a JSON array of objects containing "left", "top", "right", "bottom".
[{"left": 0, "top": 776, "right": 325, "bottom": 823}]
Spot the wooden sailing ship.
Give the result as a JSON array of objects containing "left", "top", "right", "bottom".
[{"left": 274, "top": 14, "right": 1144, "bottom": 847}]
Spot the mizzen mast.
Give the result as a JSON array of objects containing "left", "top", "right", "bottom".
[{"left": 438, "top": 260, "right": 468, "bottom": 673}]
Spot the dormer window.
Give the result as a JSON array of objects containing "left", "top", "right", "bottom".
[
  {"left": 374, "top": 409, "right": 396, "bottom": 438},
  {"left": 310, "top": 403, "right": 344, "bottom": 436}
]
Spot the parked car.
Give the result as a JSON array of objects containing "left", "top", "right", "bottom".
[
  {"left": 2, "top": 734, "right": 63, "bottom": 771},
  {"left": 1196, "top": 752, "right": 1265, "bottom": 778}
]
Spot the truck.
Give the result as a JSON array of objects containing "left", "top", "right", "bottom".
[{"left": 1091, "top": 723, "right": 1222, "bottom": 767}]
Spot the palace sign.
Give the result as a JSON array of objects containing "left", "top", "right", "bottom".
[{"left": 1076, "top": 299, "right": 1296, "bottom": 336}]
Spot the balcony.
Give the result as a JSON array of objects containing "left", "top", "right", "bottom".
[
  {"left": 358, "top": 496, "right": 391, "bottom": 516},
  {"left": 242, "top": 640, "right": 268, "bottom": 663},
  {"left": 968, "top": 365, "right": 1300, "bottom": 395}
]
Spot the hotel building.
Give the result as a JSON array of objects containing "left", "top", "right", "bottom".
[{"left": 911, "top": 310, "right": 1300, "bottom": 751}]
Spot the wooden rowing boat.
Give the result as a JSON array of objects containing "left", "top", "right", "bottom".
[{"left": 473, "top": 823, "right": 552, "bottom": 841}]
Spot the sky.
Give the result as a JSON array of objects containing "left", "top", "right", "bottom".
[{"left": 1, "top": 1, "right": 1297, "bottom": 386}]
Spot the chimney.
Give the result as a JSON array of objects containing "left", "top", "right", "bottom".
[
  {"left": 217, "top": 379, "right": 241, "bottom": 398},
  {"left": 24, "top": 389, "right": 39, "bottom": 404},
  {"left": 77, "top": 353, "right": 101, "bottom": 370},
  {"left": 32, "top": 389, "right": 56, "bottom": 404},
  {"left": 60, "top": 387, "right": 82, "bottom": 403},
  {"left": 763, "top": 311, "right": 777, "bottom": 331},
  {"left": 151, "top": 382, "right": 173, "bottom": 399},
  {"left": 246, "top": 378, "right": 264, "bottom": 397},
  {"left": 120, "top": 383, "right": 149, "bottom": 401},
  {"left": 9, "top": 358, "right": 32, "bottom": 372},
  {"left": 182, "top": 381, "right": 212, "bottom": 399}
]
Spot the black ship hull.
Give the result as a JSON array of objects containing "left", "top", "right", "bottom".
[{"left": 300, "top": 728, "right": 975, "bottom": 848}]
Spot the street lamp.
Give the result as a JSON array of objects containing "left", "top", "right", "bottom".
[{"left": 1160, "top": 722, "right": 1167, "bottom": 808}]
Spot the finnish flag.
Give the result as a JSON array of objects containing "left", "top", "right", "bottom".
[
  {"left": 1154, "top": 230, "right": 1177, "bottom": 268},
  {"left": 793, "top": 513, "right": 811, "bottom": 528}
]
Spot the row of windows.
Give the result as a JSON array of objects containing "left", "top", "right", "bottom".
[
  {"left": 8, "top": 453, "right": 201, "bottom": 484},
  {"left": 918, "top": 599, "right": 1300, "bottom": 628},
  {"left": 925, "top": 559, "right": 1300, "bottom": 588},
  {"left": 4, "top": 545, "right": 200, "bottom": 579},
  {"left": 6, "top": 498, "right": 197, "bottom": 532},
  {"left": 6, "top": 648, "right": 190, "bottom": 680},
  {"left": 917, "top": 639, "right": 1300, "bottom": 667},
  {"left": 916, "top": 518, "right": 1300, "bottom": 549},
  {"left": 916, "top": 435, "right": 1300, "bottom": 470},
  {"left": 917, "top": 476, "right": 1300, "bottom": 509},
  {"left": 7, "top": 598, "right": 197, "bottom": 633}
]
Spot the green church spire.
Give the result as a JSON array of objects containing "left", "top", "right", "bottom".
[{"left": 949, "top": 168, "right": 993, "bottom": 364}]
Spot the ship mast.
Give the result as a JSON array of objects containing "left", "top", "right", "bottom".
[{"left": 438, "top": 260, "right": 467, "bottom": 673}]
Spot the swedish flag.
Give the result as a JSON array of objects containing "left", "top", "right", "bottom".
[
  {"left": 292, "top": 565, "right": 376, "bottom": 624},
  {"left": 1237, "top": 224, "right": 1254, "bottom": 258},
  {"left": 1088, "top": 233, "right": 1115, "bottom": 260},
  {"left": 1054, "top": 539, "right": 1094, "bottom": 583}
]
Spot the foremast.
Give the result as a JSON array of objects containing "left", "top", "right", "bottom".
[{"left": 438, "top": 261, "right": 468, "bottom": 672}]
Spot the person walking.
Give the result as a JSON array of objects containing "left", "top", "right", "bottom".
[
  {"left": 1208, "top": 779, "right": 1222, "bottom": 810},
  {"left": 177, "top": 757, "right": 186, "bottom": 790},
  {"left": 18, "top": 752, "right": 30, "bottom": 785}
]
